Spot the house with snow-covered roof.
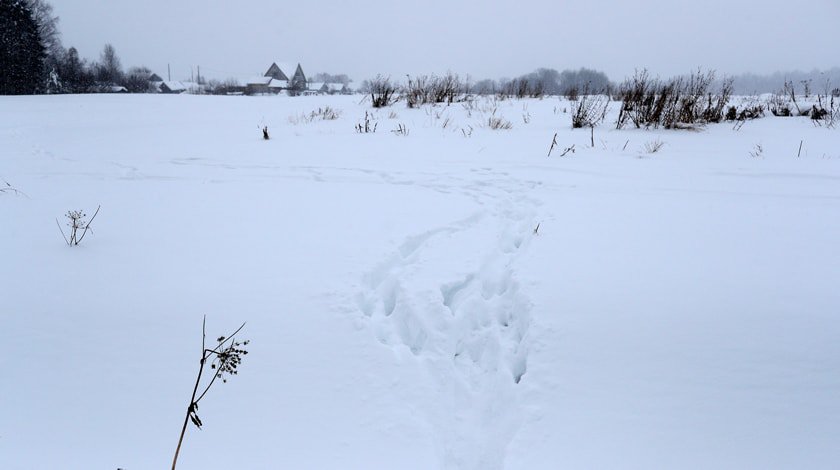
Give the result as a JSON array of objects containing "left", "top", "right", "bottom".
[
  {"left": 263, "top": 62, "right": 307, "bottom": 95},
  {"left": 269, "top": 79, "right": 289, "bottom": 91},
  {"left": 159, "top": 81, "right": 187, "bottom": 94},
  {"left": 308, "top": 82, "right": 328, "bottom": 94},
  {"left": 264, "top": 62, "right": 292, "bottom": 81},
  {"left": 245, "top": 76, "right": 273, "bottom": 95},
  {"left": 326, "top": 83, "right": 350, "bottom": 94}
]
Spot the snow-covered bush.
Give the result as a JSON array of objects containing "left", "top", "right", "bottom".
[
  {"left": 404, "top": 72, "right": 464, "bottom": 108},
  {"left": 367, "top": 75, "right": 397, "bottom": 108},
  {"left": 725, "top": 100, "right": 765, "bottom": 121},
  {"left": 810, "top": 94, "right": 838, "bottom": 128},
  {"left": 570, "top": 88, "right": 608, "bottom": 129},
  {"left": 616, "top": 68, "right": 733, "bottom": 129}
]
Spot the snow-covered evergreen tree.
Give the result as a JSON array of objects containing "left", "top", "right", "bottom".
[
  {"left": 0, "top": 0, "right": 46, "bottom": 94},
  {"left": 25, "top": 0, "right": 63, "bottom": 92}
]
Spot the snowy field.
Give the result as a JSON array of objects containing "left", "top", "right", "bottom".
[{"left": 1, "top": 94, "right": 838, "bottom": 469}]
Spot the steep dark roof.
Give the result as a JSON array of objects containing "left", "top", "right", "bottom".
[
  {"left": 264, "top": 62, "right": 289, "bottom": 81},
  {"left": 291, "top": 63, "right": 307, "bottom": 88}
]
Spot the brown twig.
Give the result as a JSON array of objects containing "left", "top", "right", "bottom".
[
  {"left": 547, "top": 133, "right": 558, "bottom": 157},
  {"left": 559, "top": 144, "right": 575, "bottom": 157}
]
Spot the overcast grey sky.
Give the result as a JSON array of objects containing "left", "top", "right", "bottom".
[{"left": 54, "top": 0, "right": 839, "bottom": 83}]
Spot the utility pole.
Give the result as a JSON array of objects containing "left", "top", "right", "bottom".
[{"left": 167, "top": 63, "right": 171, "bottom": 81}]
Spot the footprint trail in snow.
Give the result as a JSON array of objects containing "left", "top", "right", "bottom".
[{"left": 356, "top": 178, "right": 540, "bottom": 470}]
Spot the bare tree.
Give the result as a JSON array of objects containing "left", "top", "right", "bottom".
[{"left": 96, "top": 43, "right": 123, "bottom": 85}]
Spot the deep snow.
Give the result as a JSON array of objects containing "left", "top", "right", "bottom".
[{"left": 1, "top": 94, "right": 838, "bottom": 469}]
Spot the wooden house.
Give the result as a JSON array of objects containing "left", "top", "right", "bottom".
[
  {"left": 245, "top": 76, "right": 273, "bottom": 95},
  {"left": 159, "top": 81, "right": 187, "bottom": 94},
  {"left": 290, "top": 64, "right": 307, "bottom": 93},
  {"left": 326, "top": 83, "right": 350, "bottom": 94},
  {"left": 308, "top": 82, "right": 328, "bottom": 94},
  {"left": 258, "top": 62, "right": 308, "bottom": 95}
]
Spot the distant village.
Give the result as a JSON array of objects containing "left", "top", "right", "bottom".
[{"left": 145, "top": 62, "right": 352, "bottom": 96}]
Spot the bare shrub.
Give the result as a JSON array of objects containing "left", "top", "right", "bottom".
[
  {"left": 617, "top": 68, "right": 734, "bottom": 129},
  {"left": 368, "top": 75, "right": 397, "bottom": 108},
  {"left": 616, "top": 69, "right": 663, "bottom": 129},
  {"left": 436, "top": 72, "right": 463, "bottom": 103},
  {"left": 405, "top": 74, "right": 431, "bottom": 108},
  {"left": 571, "top": 88, "right": 609, "bottom": 129},
  {"left": 405, "top": 72, "right": 464, "bottom": 107},
  {"left": 570, "top": 85, "right": 609, "bottom": 147},
  {"left": 701, "top": 77, "right": 733, "bottom": 123}
]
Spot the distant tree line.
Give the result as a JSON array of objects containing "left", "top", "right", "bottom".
[
  {"left": 357, "top": 67, "right": 613, "bottom": 102},
  {"left": 310, "top": 72, "right": 352, "bottom": 85},
  {"left": 471, "top": 68, "right": 612, "bottom": 97},
  {"left": 728, "top": 68, "right": 840, "bottom": 95}
]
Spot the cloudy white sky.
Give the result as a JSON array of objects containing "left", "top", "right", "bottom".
[{"left": 54, "top": 0, "right": 839, "bottom": 83}]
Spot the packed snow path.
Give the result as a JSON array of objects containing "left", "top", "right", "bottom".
[{"left": 356, "top": 179, "right": 540, "bottom": 469}]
